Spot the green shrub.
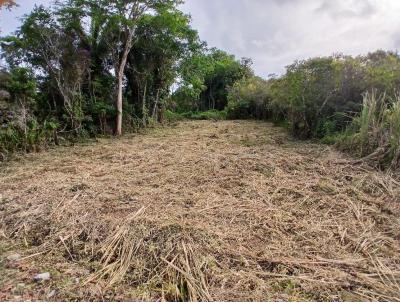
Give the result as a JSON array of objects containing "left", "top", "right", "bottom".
[
  {"left": 388, "top": 101, "right": 400, "bottom": 168},
  {"left": 165, "top": 110, "right": 186, "bottom": 122},
  {"left": 189, "top": 110, "right": 227, "bottom": 120},
  {"left": 314, "top": 119, "right": 337, "bottom": 138},
  {"left": 260, "top": 51, "right": 400, "bottom": 140},
  {"left": 0, "top": 118, "right": 59, "bottom": 160},
  {"left": 227, "top": 100, "right": 251, "bottom": 119},
  {"left": 336, "top": 91, "right": 400, "bottom": 170},
  {"left": 227, "top": 76, "right": 271, "bottom": 120}
]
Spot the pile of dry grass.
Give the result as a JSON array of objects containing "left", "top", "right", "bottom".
[{"left": 1, "top": 121, "right": 399, "bottom": 301}]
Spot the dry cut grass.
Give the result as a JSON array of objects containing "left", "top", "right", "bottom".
[{"left": 0, "top": 120, "right": 399, "bottom": 301}]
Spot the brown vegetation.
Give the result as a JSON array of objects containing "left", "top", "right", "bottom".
[{"left": 1, "top": 121, "right": 399, "bottom": 301}]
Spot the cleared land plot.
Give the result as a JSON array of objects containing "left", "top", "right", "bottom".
[{"left": 1, "top": 121, "right": 399, "bottom": 301}]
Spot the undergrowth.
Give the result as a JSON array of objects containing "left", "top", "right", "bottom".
[
  {"left": 0, "top": 119, "right": 58, "bottom": 160},
  {"left": 165, "top": 110, "right": 227, "bottom": 122},
  {"left": 337, "top": 91, "right": 400, "bottom": 170}
]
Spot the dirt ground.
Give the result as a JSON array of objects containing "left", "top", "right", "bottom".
[{"left": 1, "top": 120, "right": 399, "bottom": 302}]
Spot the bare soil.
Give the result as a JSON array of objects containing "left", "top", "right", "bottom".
[{"left": 1, "top": 120, "right": 399, "bottom": 302}]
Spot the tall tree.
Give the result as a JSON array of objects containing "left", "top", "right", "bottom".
[
  {"left": 85, "top": 0, "right": 181, "bottom": 135},
  {"left": 125, "top": 6, "right": 200, "bottom": 124},
  {"left": 1, "top": 5, "right": 90, "bottom": 131}
]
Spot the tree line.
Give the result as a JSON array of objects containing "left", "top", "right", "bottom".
[
  {"left": 226, "top": 51, "right": 400, "bottom": 170},
  {"left": 0, "top": 0, "right": 251, "bottom": 158}
]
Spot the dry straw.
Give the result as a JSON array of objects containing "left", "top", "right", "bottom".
[{"left": 1, "top": 120, "right": 399, "bottom": 301}]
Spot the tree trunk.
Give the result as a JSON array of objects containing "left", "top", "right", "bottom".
[
  {"left": 116, "top": 72, "right": 124, "bottom": 135},
  {"left": 152, "top": 89, "right": 160, "bottom": 119},
  {"left": 115, "top": 29, "right": 134, "bottom": 136},
  {"left": 142, "top": 81, "right": 147, "bottom": 126}
]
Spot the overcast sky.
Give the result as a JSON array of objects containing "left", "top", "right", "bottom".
[{"left": 1, "top": 0, "right": 400, "bottom": 76}]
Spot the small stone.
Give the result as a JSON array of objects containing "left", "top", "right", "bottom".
[
  {"left": 7, "top": 254, "right": 21, "bottom": 261},
  {"left": 34, "top": 272, "right": 51, "bottom": 281}
]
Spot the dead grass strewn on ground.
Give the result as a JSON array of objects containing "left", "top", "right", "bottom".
[{"left": 1, "top": 120, "right": 399, "bottom": 301}]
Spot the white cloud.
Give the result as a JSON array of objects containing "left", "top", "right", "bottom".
[
  {"left": 1, "top": 0, "right": 400, "bottom": 76},
  {"left": 181, "top": 0, "right": 400, "bottom": 76}
]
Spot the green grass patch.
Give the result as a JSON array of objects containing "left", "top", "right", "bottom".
[
  {"left": 166, "top": 110, "right": 227, "bottom": 121},
  {"left": 187, "top": 110, "right": 227, "bottom": 120}
]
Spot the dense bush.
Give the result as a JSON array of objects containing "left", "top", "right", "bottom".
[
  {"left": 224, "top": 51, "right": 400, "bottom": 170},
  {"left": 0, "top": 120, "right": 58, "bottom": 157},
  {"left": 227, "top": 77, "right": 271, "bottom": 119},
  {"left": 171, "top": 50, "right": 253, "bottom": 112},
  {"left": 337, "top": 92, "right": 400, "bottom": 169},
  {"left": 227, "top": 51, "right": 400, "bottom": 138},
  {"left": 0, "top": 67, "right": 60, "bottom": 158},
  {"left": 165, "top": 110, "right": 227, "bottom": 122},
  {"left": 282, "top": 52, "right": 400, "bottom": 139},
  {"left": 189, "top": 110, "right": 227, "bottom": 120},
  {"left": 164, "top": 110, "right": 186, "bottom": 123}
]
